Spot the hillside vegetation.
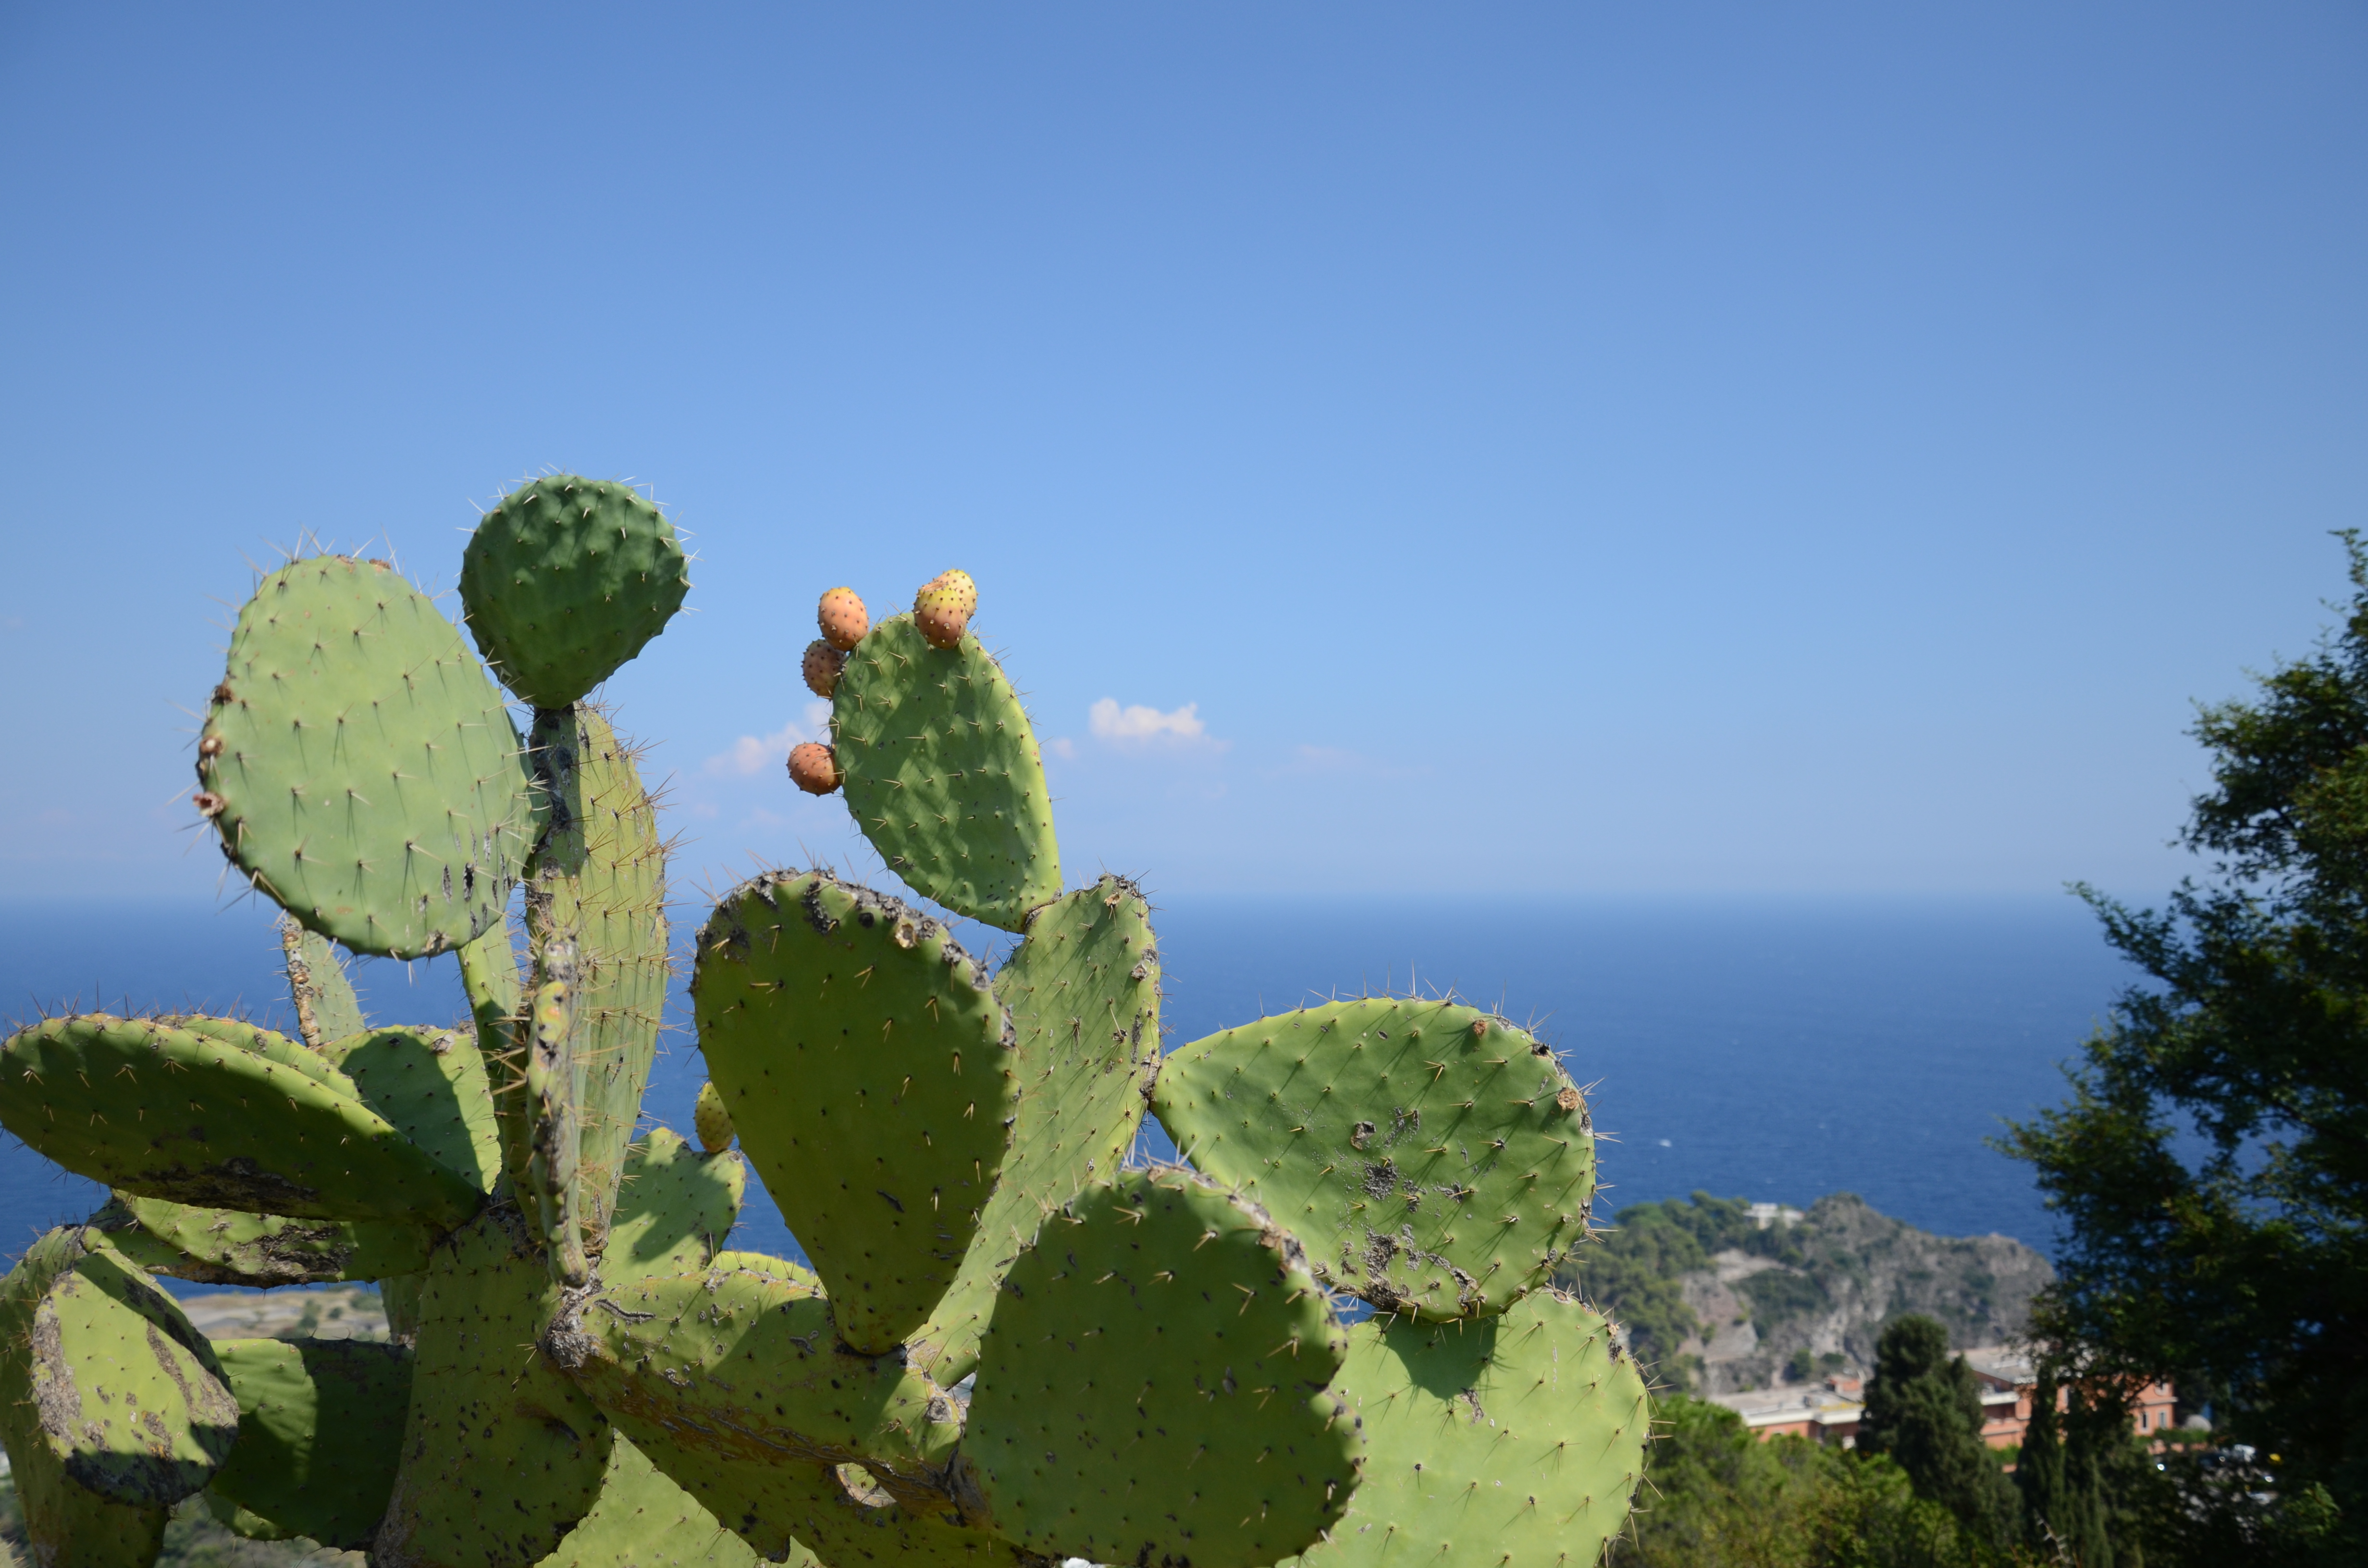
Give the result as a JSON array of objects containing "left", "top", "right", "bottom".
[{"left": 1558, "top": 1192, "right": 2053, "bottom": 1394}]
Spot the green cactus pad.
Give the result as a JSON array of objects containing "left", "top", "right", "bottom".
[
  {"left": 202, "top": 1336, "right": 412, "bottom": 1548},
  {"left": 459, "top": 474, "right": 691, "bottom": 709},
  {"left": 693, "top": 870, "right": 1021, "bottom": 1353},
  {"left": 163, "top": 1013, "right": 354, "bottom": 1097},
  {"left": 694, "top": 1078, "right": 734, "bottom": 1152},
  {"left": 0, "top": 1229, "right": 171, "bottom": 1564},
  {"left": 911, "top": 876, "right": 1161, "bottom": 1384},
  {"left": 962, "top": 1170, "right": 1362, "bottom": 1568},
  {"left": 92, "top": 1193, "right": 432, "bottom": 1285},
  {"left": 547, "top": 1256, "right": 961, "bottom": 1490},
  {"left": 459, "top": 916, "right": 538, "bottom": 1204},
  {"left": 542, "top": 1432, "right": 777, "bottom": 1568},
  {"left": 1152, "top": 997, "right": 1595, "bottom": 1320},
  {"left": 200, "top": 552, "right": 534, "bottom": 958},
  {"left": 382, "top": 1271, "right": 425, "bottom": 1341},
  {"left": 11, "top": 1227, "right": 240, "bottom": 1505},
  {"left": 0, "top": 1014, "right": 486, "bottom": 1227},
  {"left": 608, "top": 1426, "right": 1003, "bottom": 1568},
  {"left": 832, "top": 615, "right": 1060, "bottom": 930},
  {"left": 321, "top": 1023, "right": 504, "bottom": 1195},
  {"left": 282, "top": 917, "right": 368, "bottom": 1046},
  {"left": 376, "top": 1204, "right": 615, "bottom": 1567},
  {"left": 600, "top": 1127, "right": 744, "bottom": 1285},
  {"left": 1284, "top": 1290, "right": 1648, "bottom": 1568},
  {"left": 522, "top": 704, "right": 670, "bottom": 1256}
]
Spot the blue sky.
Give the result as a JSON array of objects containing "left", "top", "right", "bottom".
[{"left": 2, "top": 5, "right": 2362, "bottom": 905}]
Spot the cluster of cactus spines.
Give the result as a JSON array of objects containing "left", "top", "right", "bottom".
[
  {"left": 197, "top": 554, "right": 536, "bottom": 959},
  {"left": 0, "top": 512, "right": 1647, "bottom": 1568}
]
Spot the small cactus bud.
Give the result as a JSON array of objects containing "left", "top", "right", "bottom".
[
  {"left": 802, "top": 639, "right": 846, "bottom": 699},
  {"left": 913, "top": 581, "right": 970, "bottom": 650},
  {"left": 788, "top": 742, "right": 841, "bottom": 795},
  {"left": 817, "top": 587, "right": 869, "bottom": 651},
  {"left": 192, "top": 790, "right": 226, "bottom": 817},
  {"left": 694, "top": 1080, "right": 735, "bottom": 1152},
  {"left": 197, "top": 734, "right": 224, "bottom": 759}
]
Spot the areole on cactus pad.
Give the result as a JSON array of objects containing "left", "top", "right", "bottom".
[{"left": 0, "top": 520, "right": 1643, "bottom": 1568}]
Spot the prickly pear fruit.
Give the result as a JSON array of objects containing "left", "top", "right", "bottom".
[
  {"left": 787, "top": 741, "right": 840, "bottom": 795},
  {"left": 803, "top": 637, "right": 846, "bottom": 698},
  {"left": 913, "top": 579, "right": 970, "bottom": 649},
  {"left": 927, "top": 568, "right": 977, "bottom": 617},
  {"left": 694, "top": 1080, "right": 735, "bottom": 1152},
  {"left": 818, "top": 586, "right": 869, "bottom": 650},
  {"left": 459, "top": 474, "right": 691, "bottom": 710}
]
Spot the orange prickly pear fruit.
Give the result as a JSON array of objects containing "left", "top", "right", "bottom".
[
  {"left": 817, "top": 587, "right": 868, "bottom": 651},
  {"left": 913, "top": 578, "right": 971, "bottom": 650},
  {"left": 787, "top": 742, "right": 840, "bottom": 795},
  {"left": 802, "top": 638, "right": 846, "bottom": 698}
]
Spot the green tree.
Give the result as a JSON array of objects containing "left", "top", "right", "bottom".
[
  {"left": 1999, "top": 533, "right": 2368, "bottom": 1558},
  {"left": 1611, "top": 1395, "right": 1997, "bottom": 1568},
  {"left": 1857, "top": 1316, "right": 2019, "bottom": 1550}
]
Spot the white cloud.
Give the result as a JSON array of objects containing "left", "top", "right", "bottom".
[
  {"left": 1090, "top": 698, "right": 1208, "bottom": 743},
  {"left": 705, "top": 701, "right": 833, "bottom": 777}
]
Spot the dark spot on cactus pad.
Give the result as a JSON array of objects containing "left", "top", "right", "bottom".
[
  {"left": 1362, "top": 1160, "right": 1398, "bottom": 1199},
  {"left": 1349, "top": 1121, "right": 1376, "bottom": 1150}
]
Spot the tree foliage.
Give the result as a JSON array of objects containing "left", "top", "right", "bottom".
[
  {"left": 1998, "top": 532, "right": 2368, "bottom": 1558},
  {"left": 1858, "top": 1317, "right": 2019, "bottom": 1551}
]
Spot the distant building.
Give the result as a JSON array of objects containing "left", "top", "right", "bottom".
[
  {"left": 1744, "top": 1202, "right": 1805, "bottom": 1229},
  {"left": 1707, "top": 1350, "right": 2178, "bottom": 1451}
]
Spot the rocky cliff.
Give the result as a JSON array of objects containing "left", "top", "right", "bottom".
[{"left": 1558, "top": 1191, "right": 2054, "bottom": 1396}]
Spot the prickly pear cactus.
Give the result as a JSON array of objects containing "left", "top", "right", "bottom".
[{"left": 0, "top": 534, "right": 1647, "bottom": 1568}]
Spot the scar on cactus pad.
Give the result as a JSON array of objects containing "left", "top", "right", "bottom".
[{"left": 0, "top": 514, "right": 1640, "bottom": 1568}]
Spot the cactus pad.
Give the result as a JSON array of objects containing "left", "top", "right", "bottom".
[
  {"left": 693, "top": 1079, "right": 735, "bottom": 1152},
  {"left": 962, "top": 1170, "right": 1362, "bottom": 1568},
  {"left": 832, "top": 615, "right": 1059, "bottom": 929},
  {"left": 521, "top": 704, "right": 670, "bottom": 1259},
  {"left": 457, "top": 474, "right": 691, "bottom": 706},
  {"left": 460, "top": 475, "right": 690, "bottom": 709},
  {"left": 0, "top": 1014, "right": 486, "bottom": 1227},
  {"left": 600, "top": 1127, "right": 744, "bottom": 1285},
  {"left": 282, "top": 917, "right": 368, "bottom": 1047},
  {"left": 543, "top": 1432, "right": 776, "bottom": 1568},
  {"left": 321, "top": 1023, "right": 504, "bottom": 1195},
  {"left": 15, "top": 1229, "right": 240, "bottom": 1505},
  {"left": 93, "top": 1193, "right": 431, "bottom": 1285},
  {"left": 1286, "top": 1290, "right": 1648, "bottom": 1568},
  {"left": 375, "top": 1204, "right": 615, "bottom": 1567},
  {"left": 911, "top": 876, "right": 1162, "bottom": 1383},
  {"left": 0, "top": 1229, "right": 172, "bottom": 1563},
  {"left": 200, "top": 553, "right": 533, "bottom": 958},
  {"left": 1153, "top": 998, "right": 1595, "bottom": 1320},
  {"left": 549, "top": 1256, "right": 962, "bottom": 1489},
  {"left": 694, "top": 870, "right": 1021, "bottom": 1352},
  {"left": 203, "top": 1336, "right": 412, "bottom": 1548}
]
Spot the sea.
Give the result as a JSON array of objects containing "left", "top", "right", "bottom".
[{"left": 0, "top": 894, "right": 2138, "bottom": 1292}]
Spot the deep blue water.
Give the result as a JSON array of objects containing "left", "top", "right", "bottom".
[{"left": 0, "top": 894, "right": 2135, "bottom": 1282}]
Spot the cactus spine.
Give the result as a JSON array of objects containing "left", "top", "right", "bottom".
[{"left": 0, "top": 480, "right": 1644, "bottom": 1568}]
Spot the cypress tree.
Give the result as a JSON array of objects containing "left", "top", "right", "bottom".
[{"left": 1858, "top": 1314, "right": 2021, "bottom": 1549}]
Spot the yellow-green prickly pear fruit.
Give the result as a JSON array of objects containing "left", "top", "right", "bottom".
[
  {"left": 693, "top": 1080, "right": 735, "bottom": 1153},
  {"left": 928, "top": 568, "right": 976, "bottom": 616},
  {"left": 802, "top": 638, "right": 845, "bottom": 698},
  {"left": 912, "top": 576, "right": 971, "bottom": 649}
]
